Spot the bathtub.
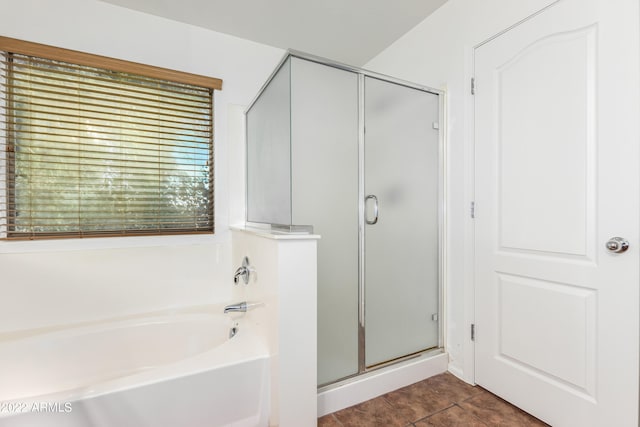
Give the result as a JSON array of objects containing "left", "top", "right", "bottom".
[{"left": 0, "top": 306, "right": 270, "bottom": 427}]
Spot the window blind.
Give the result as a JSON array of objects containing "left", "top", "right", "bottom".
[{"left": 0, "top": 49, "right": 215, "bottom": 239}]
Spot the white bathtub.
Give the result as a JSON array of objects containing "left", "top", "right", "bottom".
[{"left": 0, "top": 307, "right": 270, "bottom": 427}]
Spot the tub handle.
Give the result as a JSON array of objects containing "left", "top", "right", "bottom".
[{"left": 233, "top": 256, "right": 251, "bottom": 285}]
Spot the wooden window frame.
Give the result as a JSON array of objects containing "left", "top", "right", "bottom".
[
  {"left": 0, "top": 36, "right": 222, "bottom": 90},
  {"left": 0, "top": 36, "right": 222, "bottom": 240}
]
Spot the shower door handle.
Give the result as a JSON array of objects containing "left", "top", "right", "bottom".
[{"left": 365, "top": 195, "right": 379, "bottom": 225}]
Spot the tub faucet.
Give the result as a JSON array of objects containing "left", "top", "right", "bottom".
[{"left": 224, "top": 301, "right": 247, "bottom": 314}]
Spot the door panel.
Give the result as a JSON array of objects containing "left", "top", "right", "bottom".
[
  {"left": 497, "top": 26, "right": 594, "bottom": 256},
  {"left": 364, "top": 77, "right": 440, "bottom": 367},
  {"left": 290, "top": 58, "right": 360, "bottom": 385},
  {"left": 474, "top": 0, "right": 639, "bottom": 425},
  {"left": 497, "top": 273, "right": 596, "bottom": 392}
]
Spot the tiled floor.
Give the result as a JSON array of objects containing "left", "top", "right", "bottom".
[{"left": 318, "top": 373, "right": 549, "bottom": 427}]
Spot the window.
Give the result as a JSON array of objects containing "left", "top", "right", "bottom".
[{"left": 0, "top": 37, "right": 222, "bottom": 239}]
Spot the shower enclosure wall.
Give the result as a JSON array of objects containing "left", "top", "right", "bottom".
[{"left": 246, "top": 52, "right": 443, "bottom": 386}]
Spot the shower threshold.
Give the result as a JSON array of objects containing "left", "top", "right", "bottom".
[{"left": 317, "top": 348, "right": 447, "bottom": 416}]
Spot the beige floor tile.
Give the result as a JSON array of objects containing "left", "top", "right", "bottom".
[
  {"left": 415, "top": 405, "right": 488, "bottom": 427},
  {"left": 318, "top": 413, "right": 343, "bottom": 427},
  {"left": 332, "top": 396, "right": 408, "bottom": 427},
  {"left": 383, "top": 381, "right": 455, "bottom": 423},
  {"left": 423, "top": 373, "right": 483, "bottom": 404},
  {"left": 459, "top": 390, "right": 549, "bottom": 426}
]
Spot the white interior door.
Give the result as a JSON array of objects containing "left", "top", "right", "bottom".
[{"left": 474, "top": 0, "right": 639, "bottom": 425}]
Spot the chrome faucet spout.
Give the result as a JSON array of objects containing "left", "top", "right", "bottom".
[{"left": 224, "top": 301, "right": 247, "bottom": 314}]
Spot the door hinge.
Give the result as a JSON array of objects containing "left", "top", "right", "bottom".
[
  {"left": 471, "top": 77, "right": 476, "bottom": 95},
  {"left": 471, "top": 324, "right": 475, "bottom": 341},
  {"left": 470, "top": 201, "right": 475, "bottom": 219}
]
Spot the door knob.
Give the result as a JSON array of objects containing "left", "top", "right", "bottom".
[{"left": 606, "top": 237, "right": 629, "bottom": 253}]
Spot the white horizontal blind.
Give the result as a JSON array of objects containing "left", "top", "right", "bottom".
[{"left": 0, "top": 51, "right": 214, "bottom": 239}]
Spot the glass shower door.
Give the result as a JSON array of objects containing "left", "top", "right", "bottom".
[
  {"left": 289, "top": 58, "right": 360, "bottom": 386},
  {"left": 364, "top": 77, "right": 440, "bottom": 367}
]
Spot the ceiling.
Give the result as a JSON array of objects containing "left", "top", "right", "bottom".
[{"left": 99, "top": 0, "right": 448, "bottom": 66}]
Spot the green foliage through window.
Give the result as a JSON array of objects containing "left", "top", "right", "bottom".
[{"left": 0, "top": 52, "right": 214, "bottom": 239}]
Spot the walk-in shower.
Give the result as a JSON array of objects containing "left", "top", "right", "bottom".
[{"left": 245, "top": 51, "right": 444, "bottom": 387}]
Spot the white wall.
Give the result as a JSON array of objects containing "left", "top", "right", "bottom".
[
  {"left": 0, "top": 0, "right": 284, "bottom": 333},
  {"left": 0, "top": 0, "right": 567, "bottom": 385},
  {"left": 231, "top": 229, "right": 319, "bottom": 426},
  {"left": 365, "top": 0, "right": 557, "bottom": 382}
]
